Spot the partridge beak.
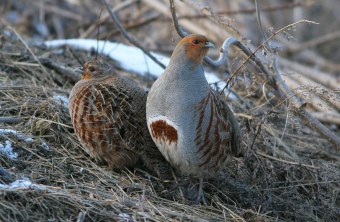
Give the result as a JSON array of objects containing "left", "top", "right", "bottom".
[
  {"left": 74, "top": 66, "right": 84, "bottom": 76},
  {"left": 205, "top": 41, "right": 215, "bottom": 48}
]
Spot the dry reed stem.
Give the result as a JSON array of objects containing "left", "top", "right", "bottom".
[{"left": 101, "top": 0, "right": 166, "bottom": 69}]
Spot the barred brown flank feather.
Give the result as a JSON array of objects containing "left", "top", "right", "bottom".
[
  {"left": 195, "top": 92, "right": 211, "bottom": 151},
  {"left": 197, "top": 95, "right": 214, "bottom": 159},
  {"left": 195, "top": 93, "right": 210, "bottom": 132},
  {"left": 196, "top": 91, "right": 233, "bottom": 168}
]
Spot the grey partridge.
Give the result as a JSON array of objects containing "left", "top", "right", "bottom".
[
  {"left": 146, "top": 34, "right": 241, "bottom": 203},
  {"left": 69, "top": 60, "right": 171, "bottom": 178}
]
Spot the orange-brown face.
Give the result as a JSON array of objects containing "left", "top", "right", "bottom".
[
  {"left": 81, "top": 61, "right": 96, "bottom": 80},
  {"left": 178, "top": 34, "right": 215, "bottom": 63},
  {"left": 81, "top": 61, "right": 110, "bottom": 80}
]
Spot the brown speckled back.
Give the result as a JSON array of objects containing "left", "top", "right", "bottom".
[{"left": 69, "top": 60, "right": 171, "bottom": 178}]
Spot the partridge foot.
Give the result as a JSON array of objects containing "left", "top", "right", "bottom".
[{"left": 197, "top": 177, "right": 207, "bottom": 205}]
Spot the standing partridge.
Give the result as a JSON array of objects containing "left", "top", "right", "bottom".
[
  {"left": 146, "top": 34, "right": 241, "bottom": 202},
  {"left": 69, "top": 60, "right": 171, "bottom": 178}
]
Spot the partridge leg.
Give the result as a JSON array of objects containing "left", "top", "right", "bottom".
[
  {"left": 140, "top": 152, "right": 173, "bottom": 180},
  {"left": 197, "top": 177, "right": 207, "bottom": 205}
]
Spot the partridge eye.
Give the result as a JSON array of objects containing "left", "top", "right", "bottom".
[
  {"left": 88, "top": 66, "right": 95, "bottom": 72},
  {"left": 192, "top": 39, "right": 200, "bottom": 44}
]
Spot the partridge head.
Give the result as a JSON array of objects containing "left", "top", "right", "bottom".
[
  {"left": 146, "top": 34, "right": 241, "bottom": 203},
  {"left": 69, "top": 60, "right": 171, "bottom": 178}
]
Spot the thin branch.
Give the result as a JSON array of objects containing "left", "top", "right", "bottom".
[
  {"left": 101, "top": 0, "right": 166, "bottom": 69},
  {"left": 256, "top": 151, "right": 319, "bottom": 169},
  {"left": 6, "top": 25, "right": 49, "bottom": 76},
  {"left": 80, "top": 0, "right": 137, "bottom": 38},
  {"left": 255, "top": 0, "right": 268, "bottom": 42},
  {"left": 181, "top": 0, "right": 244, "bottom": 39},
  {"left": 274, "top": 58, "right": 340, "bottom": 148},
  {"left": 286, "top": 72, "right": 340, "bottom": 111},
  {"left": 41, "top": 59, "right": 81, "bottom": 83},
  {"left": 310, "top": 112, "right": 340, "bottom": 125},
  {"left": 289, "top": 30, "right": 340, "bottom": 53},
  {"left": 279, "top": 57, "right": 339, "bottom": 89},
  {"left": 175, "top": 1, "right": 307, "bottom": 18},
  {"left": 169, "top": 0, "right": 188, "bottom": 37},
  {"left": 282, "top": 75, "right": 338, "bottom": 113},
  {"left": 223, "top": 20, "right": 318, "bottom": 92},
  {"left": 144, "top": 0, "right": 216, "bottom": 40},
  {"left": 102, "top": 13, "right": 160, "bottom": 38},
  {"left": 0, "top": 117, "right": 24, "bottom": 124}
]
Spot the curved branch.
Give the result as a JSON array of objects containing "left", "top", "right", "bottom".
[
  {"left": 169, "top": 0, "right": 188, "bottom": 37},
  {"left": 101, "top": 0, "right": 166, "bottom": 69},
  {"left": 204, "top": 37, "right": 238, "bottom": 67}
]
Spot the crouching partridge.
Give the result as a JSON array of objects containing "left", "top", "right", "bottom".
[
  {"left": 69, "top": 60, "right": 171, "bottom": 178},
  {"left": 146, "top": 34, "right": 241, "bottom": 203}
]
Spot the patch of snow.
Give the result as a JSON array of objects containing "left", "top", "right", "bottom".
[
  {"left": 0, "top": 178, "right": 65, "bottom": 194},
  {"left": 41, "top": 142, "right": 50, "bottom": 151},
  {"left": 44, "top": 39, "right": 228, "bottom": 90},
  {"left": 0, "top": 178, "right": 37, "bottom": 189},
  {"left": 0, "top": 140, "right": 18, "bottom": 159},
  {"left": 45, "top": 39, "right": 167, "bottom": 78},
  {"left": 0, "top": 129, "right": 50, "bottom": 155},
  {"left": 52, "top": 95, "right": 69, "bottom": 108},
  {"left": 24, "top": 137, "right": 33, "bottom": 142},
  {"left": 118, "top": 213, "right": 131, "bottom": 221},
  {"left": 0, "top": 129, "right": 33, "bottom": 142},
  {"left": 79, "top": 167, "right": 85, "bottom": 174}
]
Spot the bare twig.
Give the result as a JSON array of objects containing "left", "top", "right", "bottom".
[
  {"left": 279, "top": 57, "right": 339, "bottom": 89},
  {"left": 287, "top": 72, "right": 340, "bottom": 111},
  {"left": 223, "top": 20, "right": 318, "bottom": 93},
  {"left": 310, "top": 112, "right": 340, "bottom": 125},
  {"left": 0, "top": 117, "right": 24, "bottom": 124},
  {"left": 255, "top": 0, "right": 268, "bottom": 43},
  {"left": 31, "top": 1, "right": 83, "bottom": 21},
  {"left": 274, "top": 62, "right": 340, "bottom": 148},
  {"left": 175, "top": 1, "right": 308, "bottom": 18},
  {"left": 256, "top": 151, "right": 319, "bottom": 169},
  {"left": 144, "top": 0, "right": 218, "bottom": 41},
  {"left": 281, "top": 75, "right": 337, "bottom": 113},
  {"left": 41, "top": 59, "right": 81, "bottom": 83},
  {"left": 80, "top": 0, "right": 137, "bottom": 38},
  {"left": 6, "top": 25, "right": 49, "bottom": 76},
  {"left": 169, "top": 0, "right": 188, "bottom": 37},
  {"left": 298, "top": 51, "right": 340, "bottom": 73},
  {"left": 101, "top": 0, "right": 166, "bottom": 69},
  {"left": 102, "top": 13, "right": 160, "bottom": 38},
  {"left": 290, "top": 30, "right": 340, "bottom": 53},
  {"left": 267, "top": 16, "right": 340, "bottom": 147},
  {"left": 181, "top": 0, "right": 244, "bottom": 39}
]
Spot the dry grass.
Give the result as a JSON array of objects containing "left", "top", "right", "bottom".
[{"left": 0, "top": 0, "right": 339, "bottom": 221}]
